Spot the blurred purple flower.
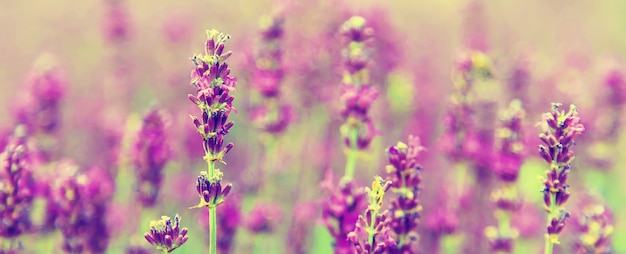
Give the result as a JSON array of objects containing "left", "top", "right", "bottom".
[
  {"left": 250, "top": 11, "right": 293, "bottom": 135},
  {"left": 50, "top": 161, "right": 114, "bottom": 253},
  {"left": 102, "top": 0, "right": 132, "bottom": 44},
  {"left": 11, "top": 55, "right": 66, "bottom": 162},
  {"left": 385, "top": 136, "right": 425, "bottom": 252},
  {"left": 0, "top": 126, "right": 35, "bottom": 238},
  {"left": 245, "top": 201, "right": 282, "bottom": 234},
  {"left": 493, "top": 100, "right": 526, "bottom": 183},
  {"left": 573, "top": 197, "right": 613, "bottom": 254},
  {"left": 319, "top": 170, "right": 366, "bottom": 253},
  {"left": 132, "top": 108, "right": 171, "bottom": 207}
]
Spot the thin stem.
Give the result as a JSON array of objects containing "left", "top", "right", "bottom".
[
  {"left": 544, "top": 234, "right": 553, "bottom": 254},
  {"left": 544, "top": 192, "right": 557, "bottom": 254},
  {"left": 207, "top": 159, "right": 217, "bottom": 254},
  {"left": 343, "top": 127, "right": 358, "bottom": 181}
]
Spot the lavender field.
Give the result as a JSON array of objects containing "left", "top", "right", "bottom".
[{"left": 0, "top": 0, "right": 624, "bottom": 253}]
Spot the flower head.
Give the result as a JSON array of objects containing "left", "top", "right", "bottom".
[
  {"left": 144, "top": 214, "right": 189, "bottom": 253},
  {"left": 132, "top": 108, "right": 171, "bottom": 207},
  {"left": 0, "top": 126, "right": 35, "bottom": 238},
  {"left": 385, "top": 136, "right": 425, "bottom": 252},
  {"left": 538, "top": 103, "right": 584, "bottom": 245}
]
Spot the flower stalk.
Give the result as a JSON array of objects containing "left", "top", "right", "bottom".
[
  {"left": 188, "top": 29, "right": 237, "bottom": 254},
  {"left": 338, "top": 16, "right": 378, "bottom": 183},
  {"left": 537, "top": 103, "right": 584, "bottom": 254}
]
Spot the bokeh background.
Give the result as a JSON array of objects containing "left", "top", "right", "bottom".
[{"left": 1, "top": 0, "right": 625, "bottom": 253}]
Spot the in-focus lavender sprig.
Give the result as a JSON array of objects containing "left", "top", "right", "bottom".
[
  {"left": 538, "top": 103, "right": 585, "bottom": 253},
  {"left": 144, "top": 214, "right": 189, "bottom": 253},
  {"left": 132, "top": 108, "right": 171, "bottom": 207},
  {"left": 188, "top": 29, "right": 236, "bottom": 254},
  {"left": 485, "top": 100, "right": 526, "bottom": 253},
  {"left": 385, "top": 135, "right": 425, "bottom": 252},
  {"left": 338, "top": 16, "right": 378, "bottom": 182},
  {"left": 0, "top": 126, "right": 35, "bottom": 239},
  {"left": 347, "top": 176, "right": 395, "bottom": 254}
]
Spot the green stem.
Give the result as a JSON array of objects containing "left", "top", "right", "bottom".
[
  {"left": 544, "top": 193, "right": 557, "bottom": 254},
  {"left": 343, "top": 127, "right": 358, "bottom": 181},
  {"left": 207, "top": 159, "right": 217, "bottom": 254},
  {"left": 544, "top": 235, "right": 553, "bottom": 254}
]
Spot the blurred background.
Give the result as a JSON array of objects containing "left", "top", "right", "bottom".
[{"left": 0, "top": 0, "right": 625, "bottom": 253}]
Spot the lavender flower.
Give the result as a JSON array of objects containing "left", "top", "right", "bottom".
[
  {"left": 320, "top": 170, "right": 366, "bottom": 253},
  {"left": 144, "top": 214, "right": 189, "bottom": 253},
  {"left": 102, "top": 0, "right": 131, "bottom": 44},
  {"left": 188, "top": 29, "right": 236, "bottom": 208},
  {"left": 538, "top": 103, "right": 584, "bottom": 253},
  {"left": 188, "top": 29, "right": 236, "bottom": 254},
  {"left": 250, "top": 11, "right": 292, "bottom": 135},
  {"left": 0, "top": 126, "right": 35, "bottom": 238},
  {"left": 440, "top": 51, "right": 493, "bottom": 162},
  {"left": 338, "top": 16, "right": 379, "bottom": 182},
  {"left": 245, "top": 201, "right": 283, "bottom": 234},
  {"left": 12, "top": 55, "right": 66, "bottom": 162},
  {"left": 485, "top": 100, "right": 526, "bottom": 253},
  {"left": 347, "top": 176, "right": 396, "bottom": 254},
  {"left": 132, "top": 108, "right": 171, "bottom": 207},
  {"left": 384, "top": 136, "right": 425, "bottom": 252},
  {"left": 574, "top": 201, "right": 613, "bottom": 254},
  {"left": 50, "top": 161, "right": 114, "bottom": 253}
]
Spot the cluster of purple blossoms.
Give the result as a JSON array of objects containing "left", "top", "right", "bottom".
[
  {"left": 0, "top": 127, "right": 35, "bottom": 238},
  {"left": 319, "top": 170, "right": 366, "bottom": 253},
  {"left": 538, "top": 103, "right": 585, "bottom": 247},
  {"left": 188, "top": 29, "right": 236, "bottom": 209},
  {"left": 338, "top": 16, "right": 378, "bottom": 151},
  {"left": 347, "top": 176, "right": 396, "bottom": 254},
  {"left": 101, "top": 0, "right": 131, "bottom": 44},
  {"left": 132, "top": 108, "right": 171, "bottom": 207},
  {"left": 485, "top": 100, "right": 526, "bottom": 253},
  {"left": 198, "top": 194, "right": 241, "bottom": 253},
  {"left": 144, "top": 214, "right": 189, "bottom": 253},
  {"left": 440, "top": 51, "right": 493, "bottom": 162},
  {"left": 385, "top": 136, "right": 425, "bottom": 252},
  {"left": 12, "top": 55, "right": 66, "bottom": 161},
  {"left": 244, "top": 201, "right": 283, "bottom": 234},
  {"left": 585, "top": 65, "right": 626, "bottom": 169},
  {"left": 250, "top": 11, "right": 292, "bottom": 134},
  {"left": 574, "top": 200, "right": 613, "bottom": 254},
  {"left": 50, "top": 161, "right": 114, "bottom": 253}
]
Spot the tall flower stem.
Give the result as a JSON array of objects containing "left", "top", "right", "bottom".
[
  {"left": 343, "top": 128, "right": 358, "bottom": 181},
  {"left": 206, "top": 159, "right": 217, "bottom": 254},
  {"left": 544, "top": 194, "right": 557, "bottom": 254}
]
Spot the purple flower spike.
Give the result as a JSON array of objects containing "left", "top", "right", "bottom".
[
  {"left": 50, "top": 162, "right": 113, "bottom": 253},
  {"left": 250, "top": 11, "right": 293, "bottom": 135},
  {"left": 245, "top": 201, "right": 283, "bottom": 234},
  {"left": 132, "top": 108, "right": 171, "bottom": 207},
  {"left": 319, "top": 170, "right": 366, "bottom": 253},
  {"left": 14, "top": 55, "right": 66, "bottom": 134},
  {"left": 0, "top": 126, "right": 35, "bottom": 238},
  {"left": 144, "top": 214, "right": 189, "bottom": 253},
  {"left": 385, "top": 136, "right": 425, "bottom": 252},
  {"left": 339, "top": 16, "right": 379, "bottom": 151},
  {"left": 190, "top": 170, "right": 232, "bottom": 209},
  {"left": 538, "top": 103, "right": 584, "bottom": 247}
]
